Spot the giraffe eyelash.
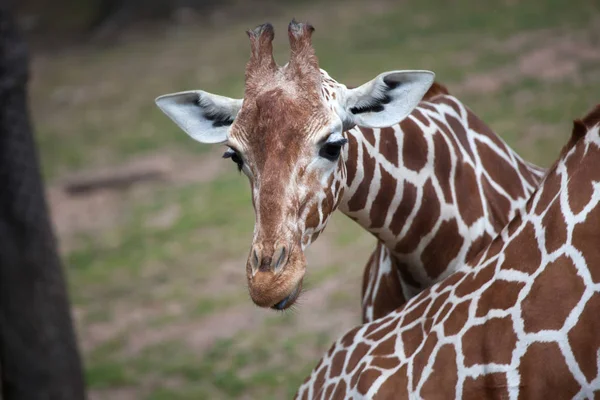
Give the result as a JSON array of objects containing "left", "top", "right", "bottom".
[{"left": 223, "top": 147, "right": 244, "bottom": 171}]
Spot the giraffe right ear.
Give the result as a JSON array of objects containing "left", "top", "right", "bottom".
[
  {"left": 341, "top": 70, "right": 434, "bottom": 129},
  {"left": 155, "top": 90, "right": 243, "bottom": 144}
]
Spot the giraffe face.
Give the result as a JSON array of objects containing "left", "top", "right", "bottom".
[{"left": 155, "top": 20, "right": 434, "bottom": 310}]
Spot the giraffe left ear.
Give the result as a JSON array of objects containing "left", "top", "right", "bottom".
[{"left": 341, "top": 70, "right": 434, "bottom": 129}]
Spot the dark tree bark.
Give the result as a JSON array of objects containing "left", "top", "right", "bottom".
[{"left": 0, "top": 5, "right": 87, "bottom": 400}]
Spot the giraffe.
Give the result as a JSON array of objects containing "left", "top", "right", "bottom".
[
  {"left": 154, "top": 21, "right": 545, "bottom": 316},
  {"left": 295, "top": 104, "right": 600, "bottom": 400}
]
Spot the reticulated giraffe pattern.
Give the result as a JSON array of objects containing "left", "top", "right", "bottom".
[
  {"left": 155, "top": 20, "right": 544, "bottom": 315},
  {"left": 295, "top": 106, "right": 600, "bottom": 400},
  {"left": 332, "top": 84, "right": 546, "bottom": 322}
]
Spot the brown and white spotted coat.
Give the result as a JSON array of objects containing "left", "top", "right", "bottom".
[
  {"left": 155, "top": 21, "right": 544, "bottom": 315},
  {"left": 295, "top": 105, "right": 600, "bottom": 400}
]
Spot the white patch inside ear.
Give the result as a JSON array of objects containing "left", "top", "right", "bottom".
[
  {"left": 342, "top": 70, "right": 435, "bottom": 129},
  {"left": 155, "top": 90, "right": 243, "bottom": 144}
]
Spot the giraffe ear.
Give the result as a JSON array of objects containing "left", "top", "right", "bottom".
[
  {"left": 341, "top": 70, "right": 434, "bottom": 129},
  {"left": 155, "top": 90, "right": 243, "bottom": 144}
]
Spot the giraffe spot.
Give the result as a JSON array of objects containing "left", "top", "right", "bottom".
[
  {"left": 420, "top": 103, "right": 437, "bottom": 112},
  {"left": 331, "top": 379, "right": 347, "bottom": 400},
  {"left": 371, "top": 336, "right": 396, "bottom": 357},
  {"left": 444, "top": 301, "right": 471, "bottom": 336},
  {"left": 324, "top": 383, "right": 335, "bottom": 400},
  {"left": 568, "top": 292, "right": 600, "bottom": 383},
  {"left": 420, "top": 344, "right": 458, "bottom": 399},
  {"left": 462, "top": 316, "right": 516, "bottom": 367},
  {"left": 446, "top": 114, "right": 474, "bottom": 160},
  {"left": 455, "top": 164, "right": 485, "bottom": 226},
  {"left": 462, "top": 372, "right": 509, "bottom": 400},
  {"left": 346, "top": 342, "right": 370, "bottom": 374},
  {"left": 350, "top": 361, "right": 367, "bottom": 389},
  {"left": 476, "top": 279, "right": 525, "bottom": 317},
  {"left": 426, "top": 290, "right": 450, "bottom": 321},
  {"left": 499, "top": 223, "right": 541, "bottom": 274},
  {"left": 395, "top": 180, "right": 441, "bottom": 254},
  {"left": 433, "top": 132, "right": 453, "bottom": 203},
  {"left": 435, "top": 96, "right": 463, "bottom": 117},
  {"left": 454, "top": 261, "right": 496, "bottom": 298},
  {"left": 370, "top": 165, "right": 398, "bottom": 229},
  {"left": 313, "top": 366, "right": 328, "bottom": 398},
  {"left": 379, "top": 127, "right": 399, "bottom": 167},
  {"left": 522, "top": 255, "right": 584, "bottom": 333},
  {"left": 467, "top": 109, "right": 507, "bottom": 153},
  {"left": 435, "top": 303, "right": 452, "bottom": 326},
  {"left": 465, "top": 233, "right": 493, "bottom": 265},
  {"left": 363, "top": 313, "right": 394, "bottom": 337},
  {"left": 421, "top": 218, "right": 464, "bottom": 279},
  {"left": 572, "top": 203, "right": 600, "bottom": 284},
  {"left": 345, "top": 134, "right": 359, "bottom": 187},
  {"left": 348, "top": 143, "right": 376, "bottom": 212},
  {"left": 436, "top": 117, "right": 463, "bottom": 154},
  {"left": 371, "top": 356, "right": 401, "bottom": 369},
  {"left": 542, "top": 196, "right": 567, "bottom": 253},
  {"left": 411, "top": 109, "right": 430, "bottom": 127},
  {"left": 518, "top": 342, "right": 581, "bottom": 399},
  {"left": 481, "top": 176, "right": 512, "bottom": 229},
  {"left": 341, "top": 326, "right": 361, "bottom": 348},
  {"left": 330, "top": 350, "right": 347, "bottom": 377},
  {"left": 357, "top": 368, "right": 382, "bottom": 395},
  {"left": 401, "top": 117, "right": 428, "bottom": 172},
  {"left": 477, "top": 142, "right": 525, "bottom": 199},
  {"left": 376, "top": 365, "right": 409, "bottom": 399},
  {"left": 360, "top": 126, "right": 376, "bottom": 147},
  {"left": 366, "top": 319, "right": 396, "bottom": 342},
  {"left": 402, "top": 297, "right": 432, "bottom": 326},
  {"left": 401, "top": 323, "right": 424, "bottom": 358},
  {"left": 305, "top": 202, "right": 320, "bottom": 229},
  {"left": 412, "top": 332, "right": 439, "bottom": 389},
  {"left": 300, "top": 387, "right": 309, "bottom": 400},
  {"left": 389, "top": 181, "right": 418, "bottom": 237}
]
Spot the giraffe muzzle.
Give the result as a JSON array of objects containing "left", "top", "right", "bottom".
[{"left": 246, "top": 242, "right": 306, "bottom": 309}]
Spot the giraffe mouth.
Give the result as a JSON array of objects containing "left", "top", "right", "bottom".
[{"left": 271, "top": 281, "right": 302, "bottom": 310}]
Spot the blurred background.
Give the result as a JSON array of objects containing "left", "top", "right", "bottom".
[{"left": 15, "top": 0, "right": 600, "bottom": 398}]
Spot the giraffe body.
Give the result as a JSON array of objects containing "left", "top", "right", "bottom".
[
  {"left": 296, "top": 106, "right": 600, "bottom": 400},
  {"left": 155, "top": 21, "right": 544, "bottom": 317}
]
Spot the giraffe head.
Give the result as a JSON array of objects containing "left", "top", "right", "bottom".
[{"left": 155, "top": 21, "right": 434, "bottom": 310}]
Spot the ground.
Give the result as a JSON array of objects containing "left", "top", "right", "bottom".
[{"left": 29, "top": 0, "right": 600, "bottom": 398}]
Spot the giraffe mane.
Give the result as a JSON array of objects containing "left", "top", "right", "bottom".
[
  {"left": 422, "top": 81, "right": 450, "bottom": 101},
  {"left": 558, "top": 104, "right": 600, "bottom": 160}
]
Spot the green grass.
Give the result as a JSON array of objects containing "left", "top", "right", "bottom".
[{"left": 31, "top": 0, "right": 600, "bottom": 398}]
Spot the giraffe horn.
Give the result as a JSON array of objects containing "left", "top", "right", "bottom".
[
  {"left": 245, "top": 22, "right": 277, "bottom": 82},
  {"left": 287, "top": 19, "right": 319, "bottom": 76}
]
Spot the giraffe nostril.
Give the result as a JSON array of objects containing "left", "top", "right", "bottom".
[
  {"left": 250, "top": 245, "right": 262, "bottom": 275},
  {"left": 272, "top": 244, "right": 288, "bottom": 273}
]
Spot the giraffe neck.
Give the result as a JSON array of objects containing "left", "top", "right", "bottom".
[{"left": 337, "top": 95, "right": 544, "bottom": 293}]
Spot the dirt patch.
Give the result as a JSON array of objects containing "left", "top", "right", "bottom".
[{"left": 48, "top": 149, "right": 226, "bottom": 253}]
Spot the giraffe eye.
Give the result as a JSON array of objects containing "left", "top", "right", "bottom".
[
  {"left": 319, "top": 138, "right": 348, "bottom": 162},
  {"left": 223, "top": 148, "right": 244, "bottom": 171}
]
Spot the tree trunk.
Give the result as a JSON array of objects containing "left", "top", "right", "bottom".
[{"left": 0, "top": 5, "right": 87, "bottom": 399}]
